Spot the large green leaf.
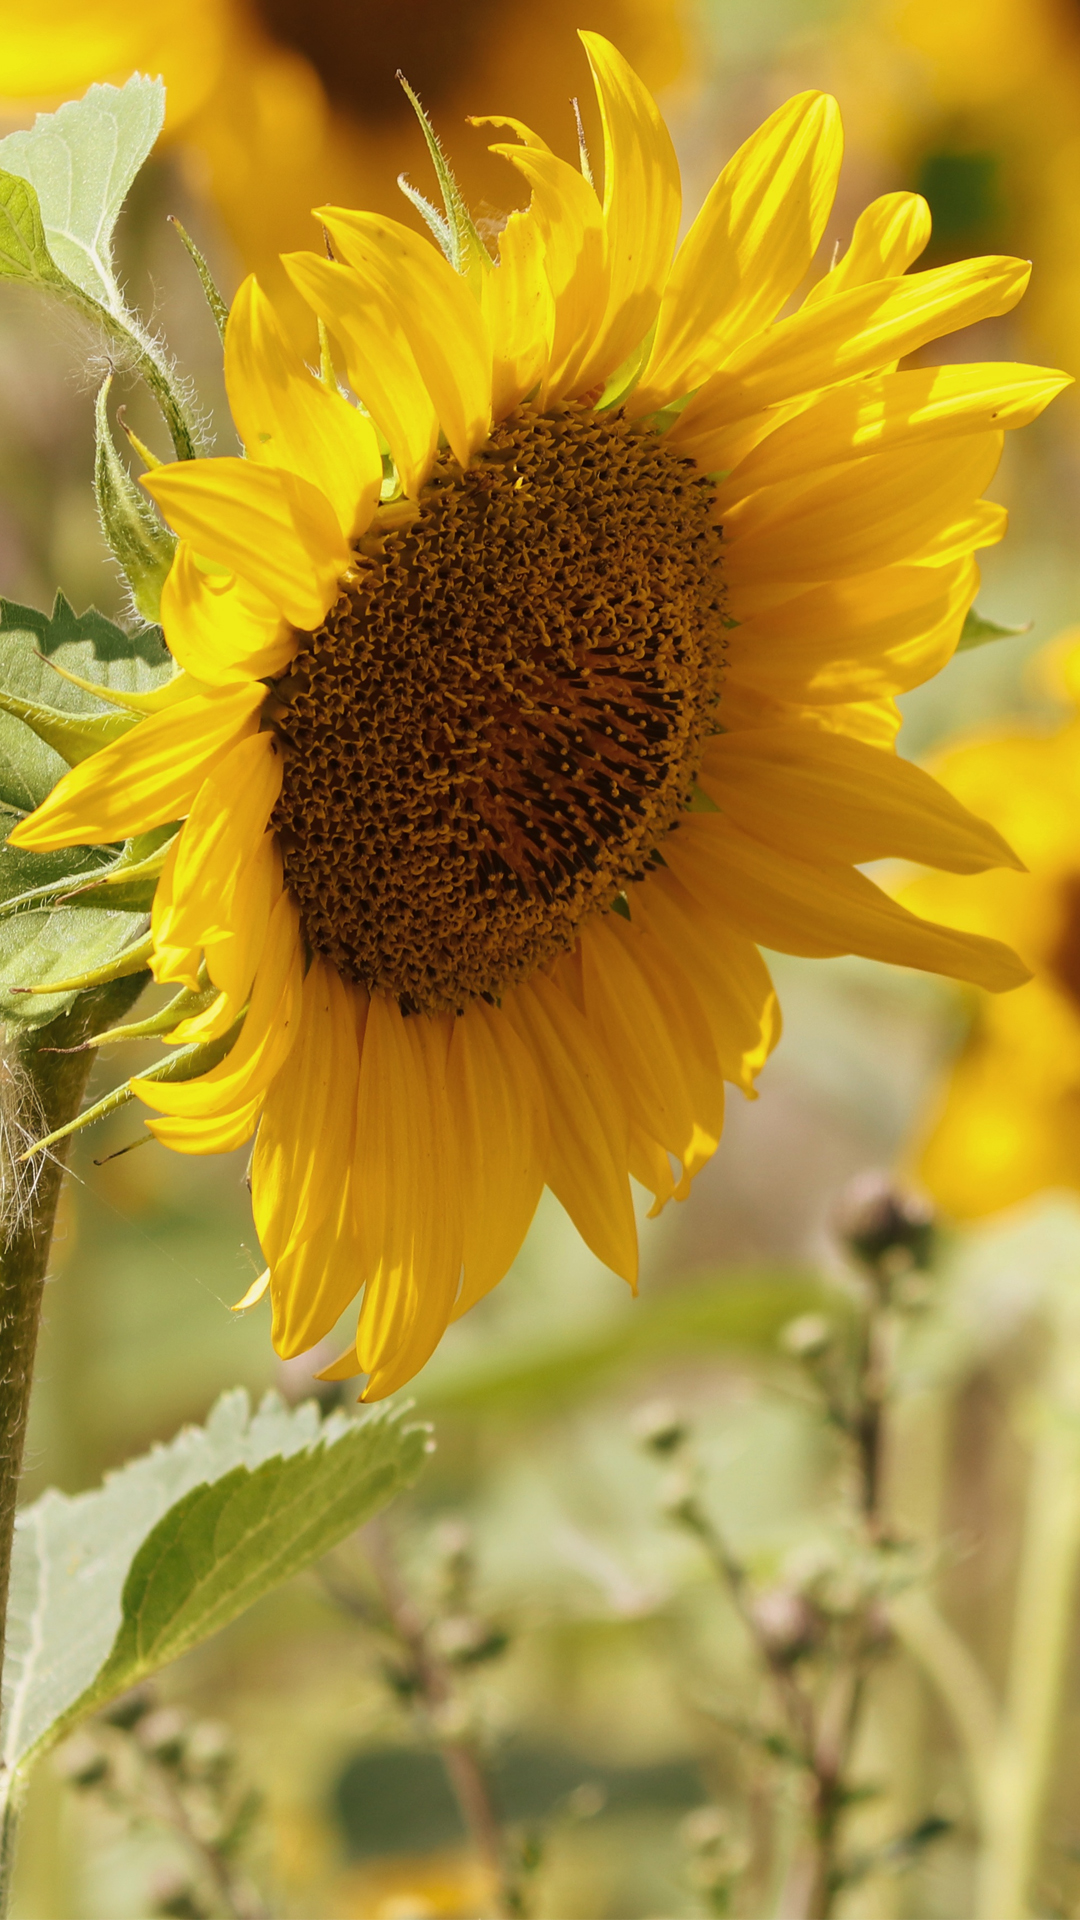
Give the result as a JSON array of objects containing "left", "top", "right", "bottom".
[
  {"left": 0, "top": 596, "right": 172, "bottom": 1027},
  {"left": 0, "top": 77, "right": 164, "bottom": 316},
  {"left": 1, "top": 1391, "right": 430, "bottom": 1792}
]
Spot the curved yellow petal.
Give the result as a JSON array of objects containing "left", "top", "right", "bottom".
[
  {"left": 725, "top": 432, "right": 1004, "bottom": 588},
  {"left": 502, "top": 970, "right": 637, "bottom": 1285},
  {"left": 447, "top": 1000, "right": 547, "bottom": 1319},
  {"left": 202, "top": 833, "right": 283, "bottom": 1022},
  {"left": 630, "top": 872, "right": 779, "bottom": 1091},
  {"left": 225, "top": 274, "right": 382, "bottom": 540},
  {"left": 665, "top": 815, "right": 1029, "bottom": 992},
  {"left": 802, "top": 191, "right": 932, "bottom": 307},
  {"left": 579, "top": 914, "right": 724, "bottom": 1186},
  {"left": 575, "top": 31, "right": 681, "bottom": 393},
  {"left": 270, "top": 1175, "right": 363, "bottom": 1361},
  {"left": 482, "top": 204, "right": 555, "bottom": 419},
  {"left": 726, "top": 556, "right": 977, "bottom": 704},
  {"left": 284, "top": 251, "right": 439, "bottom": 498},
  {"left": 8, "top": 682, "right": 265, "bottom": 851},
  {"left": 253, "top": 958, "right": 362, "bottom": 1270},
  {"left": 318, "top": 210, "right": 493, "bottom": 471},
  {"left": 148, "top": 1098, "right": 264, "bottom": 1156},
  {"left": 635, "top": 91, "right": 842, "bottom": 414},
  {"left": 354, "top": 999, "right": 463, "bottom": 1400},
  {"left": 160, "top": 543, "right": 294, "bottom": 685},
  {"left": 132, "top": 891, "right": 302, "bottom": 1118},
  {"left": 151, "top": 731, "right": 283, "bottom": 964},
  {"left": 490, "top": 141, "right": 606, "bottom": 401},
  {"left": 715, "top": 363, "right": 1070, "bottom": 510},
  {"left": 672, "top": 256, "right": 1031, "bottom": 459},
  {"left": 699, "top": 727, "right": 1024, "bottom": 874},
  {"left": 144, "top": 458, "right": 348, "bottom": 629}
]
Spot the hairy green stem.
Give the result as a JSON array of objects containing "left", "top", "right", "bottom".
[
  {"left": 974, "top": 1310, "right": 1080, "bottom": 1920},
  {"left": 0, "top": 975, "right": 146, "bottom": 1908}
]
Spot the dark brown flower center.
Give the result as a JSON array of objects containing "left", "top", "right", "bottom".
[
  {"left": 1049, "top": 874, "right": 1080, "bottom": 1011},
  {"left": 269, "top": 404, "right": 725, "bottom": 1015},
  {"left": 255, "top": 0, "right": 498, "bottom": 122}
]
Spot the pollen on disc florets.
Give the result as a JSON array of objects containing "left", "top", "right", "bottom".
[{"left": 269, "top": 402, "right": 726, "bottom": 1016}]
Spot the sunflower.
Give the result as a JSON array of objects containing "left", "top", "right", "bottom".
[
  {"left": 1, "top": 0, "right": 682, "bottom": 334},
  {"left": 901, "top": 641, "right": 1080, "bottom": 1219},
  {"left": 9, "top": 35, "right": 1065, "bottom": 1397}
]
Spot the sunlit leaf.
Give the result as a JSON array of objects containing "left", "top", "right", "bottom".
[{"left": 1, "top": 1391, "right": 430, "bottom": 1791}]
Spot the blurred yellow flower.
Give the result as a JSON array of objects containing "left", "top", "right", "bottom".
[
  {"left": 13, "top": 37, "right": 1059, "bottom": 1394},
  {"left": 852, "top": 0, "right": 1080, "bottom": 388},
  {"left": 0, "top": 0, "right": 683, "bottom": 325},
  {"left": 905, "top": 639, "right": 1080, "bottom": 1217}
]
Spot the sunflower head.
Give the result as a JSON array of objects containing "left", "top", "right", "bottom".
[{"left": 9, "top": 33, "right": 1067, "bottom": 1397}]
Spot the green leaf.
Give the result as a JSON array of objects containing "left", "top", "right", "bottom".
[
  {"left": 1, "top": 1391, "right": 430, "bottom": 1791},
  {"left": 0, "top": 169, "right": 70, "bottom": 294},
  {"left": 957, "top": 606, "right": 1032, "bottom": 651},
  {"left": 0, "top": 80, "right": 200, "bottom": 460},
  {"left": 0, "top": 77, "right": 164, "bottom": 315},
  {"left": 0, "top": 596, "right": 172, "bottom": 1026}
]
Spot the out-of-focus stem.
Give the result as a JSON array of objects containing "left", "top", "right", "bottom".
[
  {"left": 973, "top": 1311, "right": 1080, "bottom": 1920},
  {"left": 0, "top": 976, "right": 146, "bottom": 1912}
]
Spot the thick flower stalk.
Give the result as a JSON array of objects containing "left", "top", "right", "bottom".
[{"left": 10, "top": 35, "right": 1066, "bottom": 1398}]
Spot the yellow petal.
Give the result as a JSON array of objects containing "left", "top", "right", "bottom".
[
  {"left": 318, "top": 210, "right": 493, "bottom": 471},
  {"left": 489, "top": 141, "right": 606, "bottom": 401},
  {"left": 160, "top": 543, "right": 294, "bottom": 685},
  {"left": 715, "top": 363, "right": 1070, "bottom": 510},
  {"left": 253, "top": 958, "right": 362, "bottom": 1268},
  {"left": 225, "top": 274, "right": 382, "bottom": 540},
  {"left": 148, "top": 1098, "right": 264, "bottom": 1155},
  {"left": 665, "top": 815, "right": 1029, "bottom": 991},
  {"left": 502, "top": 970, "right": 637, "bottom": 1285},
  {"left": 725, "top": 431, "right": 1004, "bottom": 587},
  {"left": 271, "top": 1175, "right": 363, "bottom": 1361},
  {"left": 802, "top": 191, "right": 932, "bottom": 307},
  {"left": 204, "top": 833, "right": 283, "bottom": 1019},
  {"left": 579, "top": 914, "right": 724, "bottom": 1184},
  {"left": 910, "top": 498, "right": 1008, "bottom": 568},
  {"left": 447, "top": 1001, "right": 547, "bottom": 1319},
  {"left": 725, "top": 557, "right": 977, "bottom": 704},
  {"left": 575, "top": 32, "right": 681, "bottom": 393},
  {"left": 353, "top": 998, "right": 464, "bottom": 1399},
  {"left": 151, "top": 732, "right": 283, "bottom": 963},
  {"left": 634, "top": 91, "right": 842, "bottom": 414},
  {"left": 284, "top": 251, "right": 438, "bottom": 498},
  {"left": 482, "top": 203, "right": 555, "bottom": 419},
  {"left": 132, "top": 891, "right": 302, "bottom": 1117},
  {"left": 699, "top": 727, "right": 1024, "bottom": 873},
  {"left": 143, "top": 458, "right": 348, "bottom": 629},
  {"left": 672, "top": 256, "right": 1031, "bottom": 459},
  {"left": 8, "top": 682, "right": 265, "bottom": 851},
  {"left": 630, "top": 872, "right": 779, "bottom": 1091}
]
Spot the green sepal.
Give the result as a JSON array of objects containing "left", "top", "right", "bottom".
[
  {"left": 80, "top": 980, "right": 217, "bottom": 1049},
  {"left": 167, "top": 213, "right": 229, "bottom": 343},
  {"left": 0, "top": 685, "right": 135, "bottom": 767},
  {"left": 397, "top": 72, "right": 492, "bottom": 284},
  {"left": 22, "top": 1014, "right": 245, "bottom": 1159},
  {"left": 0, "top": 830, "right": 173, "bottom": 925},
  {"left": 957, "top": 606, "right": 1033, "bottom": 651},
  {"left": 94, "top": 375, "right": 177, "bottom": 623},
  {"left": 687, "top": 781, "right": 720, "bottom": 814}
]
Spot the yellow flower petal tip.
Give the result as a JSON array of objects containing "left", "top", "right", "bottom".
[
  {"left": 20, "top": 37, "right": 1060, "bottom": 1393},
  {"left": 232, "top": 1269, "right": 271, "bottom": 1312}
]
